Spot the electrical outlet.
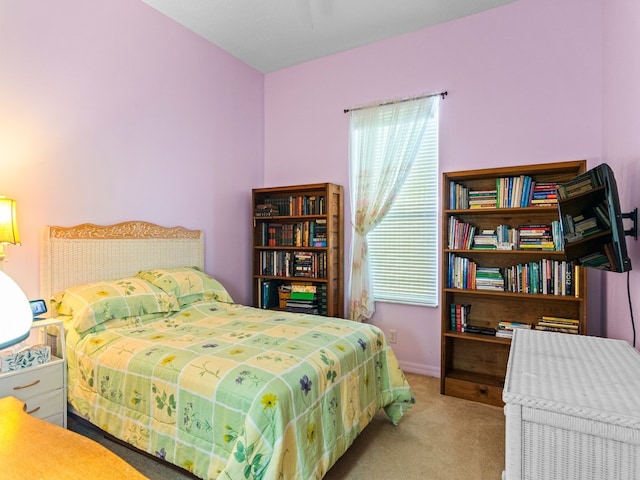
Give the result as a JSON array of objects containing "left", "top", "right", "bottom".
[{"left": 389, "top": 329, "right": 397, "bottom": 343}]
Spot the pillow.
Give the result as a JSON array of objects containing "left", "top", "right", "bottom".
[
  {"left": 135, "top": 266, "right": 234, "bottom": 306},
  {"left": 52, "top": 277, "right": 180, "bottom": 334}
]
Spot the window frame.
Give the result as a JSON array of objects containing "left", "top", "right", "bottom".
[{"left": 363, "top": 107, "right": 440, "bottom": 307}]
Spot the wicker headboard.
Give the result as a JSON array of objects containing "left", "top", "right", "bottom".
[{"left": 40, "top": 221, "right": 205, "bottom": 306}]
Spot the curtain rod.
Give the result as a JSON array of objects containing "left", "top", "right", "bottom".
[{"left": 343, "top": 90, "right": 447, "bottom": 114}]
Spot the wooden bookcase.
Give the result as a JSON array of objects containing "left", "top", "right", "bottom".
[
  {"left": 441, "top": 160, "right": 587, "bottom": 406},
  {"left": 252, "top": 183, "right": 344, "bottom": 317}
]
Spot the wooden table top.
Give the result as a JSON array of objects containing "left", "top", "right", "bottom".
[{"left": 0, "top": 396, "right": 148, "bottom": 479}]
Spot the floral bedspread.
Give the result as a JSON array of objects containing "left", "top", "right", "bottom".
[{"left": 64, "top": 301, "right": 415, "bottom": 480}]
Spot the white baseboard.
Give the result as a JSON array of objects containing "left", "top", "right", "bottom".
[{"left": 399, "top": 360, "right": 439, "bottom": 378}]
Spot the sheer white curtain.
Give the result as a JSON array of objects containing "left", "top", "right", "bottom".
[{"left": 348, "top": 96, "right": 438, "bottom": 322}]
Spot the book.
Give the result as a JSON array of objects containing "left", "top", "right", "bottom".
[
  {"left": 290, "top": 291, "right": 315, "bottom": 300},
  {"left": 537, "top": 321, "right": 579, "bottom": 329},
  {"left": 535, "top": 325, "right": 579, "bottom": 334},
  {"left": 452, "top": 304, "right": 471, "bottom": 332},
  {"left": 539, "top": 315, "right": 579, "bottom": 324},
  {"left": 464, "top": 325, "right": 496, "bottom": 336},
  {"left": 450, "top": 304, "right": 457, "bottom": 331},
  {"left": 255, "top": 204, "right": 279, "bottom": 216},
  {"left": 448, "top": 216, "right": 477, "bottom": 249},
  {"left": 536, "top": 314, "right": 580, "bottom": 334},
  {"left": 593, "top": 202, "right": 612, "bottom": 228},
  {"left": 496, "top": 321, "right": 531, "bottom": 338},
  {"left": 291, "top": 284, "right": 317, "bottom": 293},
  {"left": 261, "top": 279, "right": 282, "bottom": 309}
]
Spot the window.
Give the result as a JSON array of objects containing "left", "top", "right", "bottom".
[
  {"left": 348, "top": 96, "right": 440, "bottom": 319},
  {"left": 366, "top": 108, "right": 439, "bottom": 306}
]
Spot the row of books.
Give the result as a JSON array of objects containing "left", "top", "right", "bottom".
[
  {"left": 472, "top": 229, "right": 501, "bottom": 249},
  {"left": 498, "top": 176, "right": 560, "bottom": 208},
  {"left": 449, "top": 304, "right": 471, "bottom": 332},
  {"left": 528, "top": 181, "right": 561, "bottom": 207},
  {"left": 258, "top": 279, "right": 282, "bottom": 309},
  {"left": 451, "top": 315, "right": 580, "bottom": 337},
  {"left": 578, "top": 243, "right": 620, "bottom": 271},
  {"left": 284, "top": 284, "right": 325, "bottom": 315},
  {"left": 447, "top": 254, "right": 505, "bottom": 291},
  {"left": 258, "top": 281, "right": 328, "bottom": 315},
  {"left": 496, "top": 175, "right": 534, "bottom": 208},
  {"left": 447, "top": 216, "right": 476, "bottom": 249},
  {"left": 293, "top": 251, "right": 327, "bottom": 278},
  {"left": 496, "top": 321, "right": 531, "bottom": 338},
  {"left": 468, "top": 189, "right": 497, "bottom": 209},
  {"left": 255, "top": 204, "right": 279, "bottom": 216},
  {"left": 476, "top": 266, "right": 504, "bottom": 291},
  {"left": 447, "top": 254, "right": 477, "bottom": 290},
  {"left": 449, "top": 182, "right": 471, "bottom": 210},
  {"left": 561, "top": 201, "right": 611, "bottom": 244},
  {"left": 535, "top": 315, "right": 580, "bottom": 334},
  {"left": 255, "top": 195, "right": 326, "bottom": 216},
  {"left": 518, "top": 222, "right": 563, "bottom": 251},
  {"left": 448, "top": 217, "right": 563, "bottom": 251},
  {"left": 556, "top": 168, "right": 605, "bottom": 199},
  {"left": 449, "top": 177, "right": 561, "bottom": 210},
  {"left": 259, "top": 251, "right": 327, "bottom": 278},
  {"left": 447, "top": 253, "right": 579, "bottom": 296},
  {"left": 257, "top": 220, "right": 327, "bottom": 247},
  {"left": 503, "top": 259, "right": 578, "bottom": 296}
]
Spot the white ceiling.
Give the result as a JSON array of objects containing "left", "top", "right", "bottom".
[{"left": 142, "top": 0, "right": 519, "bottom": 73}]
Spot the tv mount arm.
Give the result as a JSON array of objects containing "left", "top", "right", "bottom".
[{"left": 622, "top": 207, "right": 638, "bottom": 240}]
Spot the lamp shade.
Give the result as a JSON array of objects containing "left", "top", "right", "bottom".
[
  {"left": 0, "top": 270, "right": 32, "bottom": 350},
  {"left": 0, "top": 197, "right": 20, "bottom": 245}
]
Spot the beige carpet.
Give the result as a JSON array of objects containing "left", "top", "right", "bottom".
[{"left": 69, "top": 373, "right": 506, "bottom": 479}]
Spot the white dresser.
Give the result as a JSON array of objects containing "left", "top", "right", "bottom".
[
  {"left": 0, "top": 318, "right": 66, "bottom": 427},
  {"left": 503, "top": 329, "right": 640, "bottom": 480}
]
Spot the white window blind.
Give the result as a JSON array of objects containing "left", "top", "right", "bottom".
[{"left": 366, "top": 108, "right": 439, "bottom": 306}]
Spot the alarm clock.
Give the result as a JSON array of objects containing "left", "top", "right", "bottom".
[{"left": 29, "top": 299, "right": 48, "bottom": 318}]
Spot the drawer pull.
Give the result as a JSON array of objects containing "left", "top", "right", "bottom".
[
  {"left": 13, "top": 379, "right": 41, "bottom": 390},
  {"left": 479, "top": 387, "right": 488, "bottom": 395},
  {"left": 26, "top": 406, "right": 41, "bottom": 415}
]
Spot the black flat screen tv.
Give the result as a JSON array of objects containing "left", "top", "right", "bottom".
[{"left": 557, "top": 163, "right": 633, "bottom": 273}]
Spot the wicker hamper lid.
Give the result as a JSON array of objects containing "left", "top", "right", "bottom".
[{"left": 503, "top": 329, "right": 640, "bottom": 429}]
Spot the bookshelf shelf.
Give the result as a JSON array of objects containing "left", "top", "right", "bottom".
[
  {"left": 252, "top": 183, "right": 344, "bottom": 317},
  {"left": 442, "top": 287, "right": 584, "bottom": 301},
  {"left": 256, "top": 246, "right": 329, "bottom": 251},
  {"left": 447, "top": 369, "right": 504, "bottom": 388},
  {"left": 443, "top": 206, "right": 559, "bottom": 215},
  {"left": 444, "top": 249, "right": 568, "bottom": 256},
  {"left": 258, "top": 275, "right": 329, "bottom": 283},
  {"left": 443, "top": 331, "right": 512, "bottom": 345},
  {"left": 441, "top": 160, "right": 588, "bottom": 407}
]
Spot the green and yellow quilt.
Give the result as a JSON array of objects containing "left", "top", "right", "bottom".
[{"left": 64, "top": 301, "right": 415, "bottom": 480}]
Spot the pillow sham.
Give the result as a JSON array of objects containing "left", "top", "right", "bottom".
[
  {"left": 135, "top": 266, "right": 234, "bottom": 306},
  {"left": 54, "top": 312, "right": 167, "bottom": 335},
  {"left": 52, "top": 277, "right": 179, "bottom": 334},
  {"left": 83, "top": 312, "right": 168, "bottom": 335}
]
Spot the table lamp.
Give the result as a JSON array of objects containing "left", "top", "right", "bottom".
[
  {"left": 0, "top": 196, "right": 20, "bottom": 266},
  {"left": 0, "top": 196, "right": 29, "bottom": 349},
  {"left": 0, "top": 270, "right": 32, "bottom": 350}
]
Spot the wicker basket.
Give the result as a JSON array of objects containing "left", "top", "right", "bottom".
[
  {"left": 503, "top": 329, "right": 640, "bottom": 480},
  {"left": 278, "top": 288, "right": 290, "bottom": 309}
]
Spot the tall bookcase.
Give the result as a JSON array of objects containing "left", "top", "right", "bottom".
[
  {"left": 441, "top": 160, "right": 587, "bottom": 406},
  {"left": 252, "top": 183, "right": 344, "bottom": 318}
]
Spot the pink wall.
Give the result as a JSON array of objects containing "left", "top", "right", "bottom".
[
  {"left": 3, "top": 0, "right": 636, "bottom": 376},
  {"left": 264, "top": 0, "right": 604, "bottom": 375},
  {"left": 602, "top": 0, "right": 640, "bottom": 345},
  {"left": 0, "top": 0, "right": 264, "bottom": 304}
]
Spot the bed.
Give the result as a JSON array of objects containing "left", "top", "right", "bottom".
[{"left": 41, "top": 221, "right": 415, "bottom": 480}]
